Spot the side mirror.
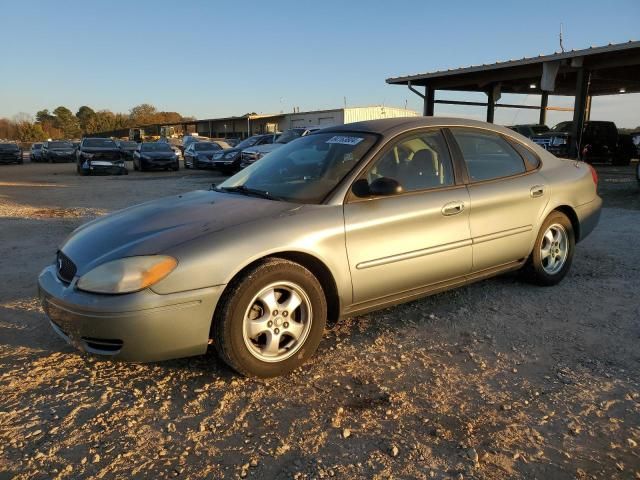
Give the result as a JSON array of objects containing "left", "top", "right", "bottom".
[
  {"left": 351, "top": 179, "right": 371, "bottom": 197},
  {"left": 369, "top": 177, "right": 403, "bottom": 196}
]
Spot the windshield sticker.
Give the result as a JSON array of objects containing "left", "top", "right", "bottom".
[{"left": 326, "top": 136, "right": 364, "bottom": 146}]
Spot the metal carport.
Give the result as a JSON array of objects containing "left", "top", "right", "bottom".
[{"left": 386, "top": 40, "right": 640, "bottom": 157}]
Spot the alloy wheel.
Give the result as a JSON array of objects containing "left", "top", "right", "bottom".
[{"left": 242, "top": 281, "right": 312, "bottom": 363}]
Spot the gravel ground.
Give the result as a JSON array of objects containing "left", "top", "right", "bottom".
[{"left": 0, "top": 159, "right": 639, "bottom": 480}]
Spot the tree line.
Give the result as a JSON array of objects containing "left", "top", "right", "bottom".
[{"left": 0, "top": 104, "right": 194, "bottom": 142}]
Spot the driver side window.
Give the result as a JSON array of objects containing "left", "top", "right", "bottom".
[{"left": 367, "top": 130, "right": 454, "bottom": 192}]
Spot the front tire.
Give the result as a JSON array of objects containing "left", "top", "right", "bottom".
[
  {"left": 522, "top": 211, "right": 575, "bottom": 286},
  {"left": 212, "top": 258, "right": 327, "bottom": 377}
]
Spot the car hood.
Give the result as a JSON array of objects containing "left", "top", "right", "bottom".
[{"left": 60, "top": 190, "right": 297, "bottom": 275}]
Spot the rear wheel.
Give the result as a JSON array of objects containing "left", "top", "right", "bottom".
[
  {"left": 212, "top": 258, "right": 327, "bottom": 377},
  {"left": 522, "top": 211, "right": 575, "bottom": 286}
]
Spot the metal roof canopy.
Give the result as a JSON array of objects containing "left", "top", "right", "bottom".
[{"left": 386, "top": 41, "right": 640, "bottom": 156}]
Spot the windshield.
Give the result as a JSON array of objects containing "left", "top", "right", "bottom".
[
  {"left": 120, "top": 141, "right": 138, "bottom": 148},
  {"left": 0, "top": 144, "right": 19, "bottom": 151},
  {"left": 84, "top": 138, "right": 117, "bottom": 148},
  {"left": 218, "top": 132, "right": 378, "bottom": 204},
  {"left": 50, "top": 141, "right": 73, "bottom": 149},
  {"left": 141, "top": 143, "right": 172, "bottom": 152},
  {"left": 194, "top": 142, "right": 220, "bottom": 151},
  {"left": 236, "top": 136, "right": 261, "bottom": 149},
  {"left": 551, "top": 122, "right": 572, "bottom": 133},
  {"left": 276, "top": 129, "right": 304, "bottom": 144},
  {"left": 32, "top": 144, "right": 42, "bottom": 149}
]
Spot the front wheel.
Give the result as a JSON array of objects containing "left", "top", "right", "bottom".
[
  {"left": 212, "top": 258, "right": 327, "bottom": 377},
  {"left": 522, "top": 211, "right": 575, "bottom": 286}
]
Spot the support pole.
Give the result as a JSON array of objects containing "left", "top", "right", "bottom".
[
  {"left": 425, "top": 87, "right": 435, "bottom": 116},
  {"left": 539, "top": 92, "right": 548, "bottom": 125},
  {"left": 486, "top": 86, "right": 495, "bottom": 123},
  {"left": 570, "top": 68, "right": 590, "bottom": 158}
]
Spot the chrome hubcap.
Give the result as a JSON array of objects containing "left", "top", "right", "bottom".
[
  {"left": 243, "top": 282, "right": 312, "bottom": 362},
  {"left": 540, "top": 223, "right": 569, "bottom": 275}
]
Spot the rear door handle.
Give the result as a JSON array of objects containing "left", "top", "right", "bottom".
[
  {"left": 530, "top": 185, "right": 545, "bottom": 198},
  {"left": 442, "top": 201, "right": 465, "bottom": 216}
]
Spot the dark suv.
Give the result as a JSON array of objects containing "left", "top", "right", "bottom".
[
  {"left": 42, "top": 140, "right": 75, "bottom": 163},
  {"left": 533, "top": 121, "right": 633, "bottom": 165},
  {"left": 0, "top": 143, "right": 22, "bottom": 164},
  {"left": 76, "top": 138, "right": 127, "bottom": 175}
]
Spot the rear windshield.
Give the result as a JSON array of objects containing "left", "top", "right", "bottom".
[
  {"left": 141, "top": 143, "right": 172, "bottom": 152},
  {"left": 83, "top": 138, "right": 117, "bottom": 148},
  {"left": 49, "top": 141, "right": 73, "bottom": 148},
  {"left": 0, "top": 144, "right": 19, "bottom": 151}
]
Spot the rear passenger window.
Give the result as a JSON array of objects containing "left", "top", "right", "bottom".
[{"left": 451, "top": 129, "right": 526, "bottom": 182}]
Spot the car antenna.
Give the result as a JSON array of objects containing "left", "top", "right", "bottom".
[{"left": 559, "top": 23, "right": 565, "bottom": 53}]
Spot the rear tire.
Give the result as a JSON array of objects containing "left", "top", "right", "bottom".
[
  {"left": 522, "top": 211, "right": 575, "bottom": 286},
  {"left": 212, "top": 258, "right": 327, "bottom": 378}
]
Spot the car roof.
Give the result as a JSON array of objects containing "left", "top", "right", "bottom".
[{"left": 317, "top": 116, "right": 518, "bottom": 138}]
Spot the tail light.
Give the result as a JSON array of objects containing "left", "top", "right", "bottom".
[{"left": 587, "top": 164, "right": 598, "bottom": 185}]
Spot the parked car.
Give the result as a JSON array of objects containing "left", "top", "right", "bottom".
[
  {"left": 179, "top": 135, "right": 207, "bottom": 155},
  {"left": 507, "top": 124, "right": 550, "bottom": 138},
  {"left": 183, "top": 141, "right": 223, "bottom": 169},
  {"left": 39, "top": 117, "right": 601, "bottom": 377},
  {"left": 532, "top": 120, "right": 633, "bottom": 165},
  {"left": 133, "top": 143, "right": 179, "bottom": 172},
  {"left": 0, "top": 142, "right": 22, "bottom": 164},
  {"left": 76, "top": 137, "right": 127, "bottom": 175},
  {"left": 240, "top": 127, "right": 320, "bottom": 168},
  {"left": 157, "top": 138, "right": 182, "bottom": 159},
  {"left": 212, "top": 134, "right": 280, "bottom": 173},
  {"left": 42, "top": 140, "right": 76, "bottom": 163},
  {"left": 224, "top": 138, "right": 241, "bottom": 147},
  {"left": 30, "top": 142, "right": 43, "bottom": 162},
  {"left": 117, "top": 140, "right": 139, "bottom": 160}
]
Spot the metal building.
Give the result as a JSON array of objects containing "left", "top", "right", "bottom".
[{"left": 386, "top": 40, "right": 640, "bottom": 157}]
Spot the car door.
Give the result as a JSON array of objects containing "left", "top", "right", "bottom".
[
  {"left": 448, "top": 128, "right": 550, "bottom": 272},
  {"left": 343, "top": 129, "right": 472, "bottom": 305}
]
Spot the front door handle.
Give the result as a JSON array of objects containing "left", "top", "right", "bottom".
[
  {"left": 442, "top": 201, "right": 465, "bottom": 216},
  {"left": 530, "top": 185, "right": 545, "bottom": 198}
]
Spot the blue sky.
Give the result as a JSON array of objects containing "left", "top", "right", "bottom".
[{"left": 1, "top": 0, "right": 639, "bottom": 127}]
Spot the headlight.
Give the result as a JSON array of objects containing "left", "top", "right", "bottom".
[
  {"left": 224, "top": 152, "right": 237, "bottom": 159},
  {"left": 77, "top": 256, "right": 178, "bottom": 294},
  {"left": 552, "top": 137, "right": 567, "bottom": 146},
  {"left": 81, "top": 152, "right": 94, "bottom": 158}
]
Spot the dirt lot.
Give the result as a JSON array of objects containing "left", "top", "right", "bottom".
[{"left": 0, "top": 159, "right": 639, "bottom": 480}]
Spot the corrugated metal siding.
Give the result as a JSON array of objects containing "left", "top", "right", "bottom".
[{"left": 344, "top": 106, "right": 418, "bottom": 124}]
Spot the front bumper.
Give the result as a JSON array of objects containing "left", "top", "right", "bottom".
[
  {"left": 575, "top": 196, "right": 602, "bottom": 242},
  {"left": 81, "top": 160, "right": 127, "bottom": 175},
  {"left": 0, "top": 155, "right": 21, "bottom": 163},
  {"left": 38, "top": 265, "right": 224, "bottom": 362},
  {"left": 141, "top": 158, "right": 177, "bottom": 169}
]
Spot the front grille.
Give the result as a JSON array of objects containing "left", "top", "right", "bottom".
[
  {"left": 82, "top": 337, "right": 124, "bottom": 353},
  {"left": 57, "top": 251, "right": 77, "bottom": 283},
  {"left": 533, "top": 138, "right": 551, "bottom": 149}
]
